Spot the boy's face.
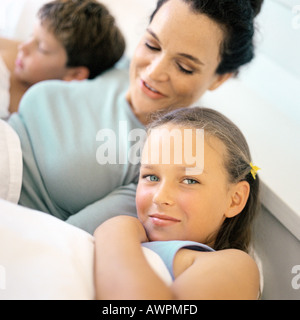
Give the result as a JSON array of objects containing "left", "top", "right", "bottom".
[{"left": 14, "top": 21, "right": 70, "bottom": 85}]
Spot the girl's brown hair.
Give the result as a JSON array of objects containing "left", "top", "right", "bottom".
[{"left": 148, "top": 107, "right": 260, "bottom": 253}]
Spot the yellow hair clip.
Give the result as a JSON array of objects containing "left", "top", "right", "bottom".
[{"left": 250, "top": 162, "right": 261, "bottom": 180}]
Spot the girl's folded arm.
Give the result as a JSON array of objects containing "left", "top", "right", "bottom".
[
  {"left": 94, "top": 216, "right": 176, "bottom": 300},
  {"left": 171, "top": 248, "right": 260, "bottom": 300}
]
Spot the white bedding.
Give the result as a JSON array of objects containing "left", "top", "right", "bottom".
[
  {"left": 0, "top": 199, "right": 172, "bottom": 300},
  {"left": 0, "top": 199, "right": 95, "bottom": 300},
  {"left": 0, "top": 120, "right": 22, "bottom": 203}
]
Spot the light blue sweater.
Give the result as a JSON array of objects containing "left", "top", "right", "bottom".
[{"left": 9, "top": 67, "right": 145, "bottom": 234}]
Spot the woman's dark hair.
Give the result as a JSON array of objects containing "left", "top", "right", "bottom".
[
  {"left": 150, "top": 0, "right": 264, "bottom": 75},
  {"left": 148, "top": 107, "right": 260, "bottom": 253}
]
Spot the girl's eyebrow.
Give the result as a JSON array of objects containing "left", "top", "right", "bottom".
[
  {"left": 141, "top": 163, "right": 206, "bottom": 175},
  {"left": 146, "top": 27, "right": 204, "bottom": 66},
  {"left": 140, "top": 164, "right": 154, "bottom": 169}
]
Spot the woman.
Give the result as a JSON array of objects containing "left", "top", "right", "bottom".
[{"left": 8, "top": 0, "right": 263, "bottom": 234}]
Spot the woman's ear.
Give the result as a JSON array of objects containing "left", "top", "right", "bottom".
[
  {"left": 208, "top": 72, "right": 233, "bottom": 91},
  {"left": 225, "top": 181, "right": 250, "bottom": 218},
  {"left": 63, "top": 66, "right": 90, "bottom": 81}
]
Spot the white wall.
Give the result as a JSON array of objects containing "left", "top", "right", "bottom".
[{"left": 238, "top": 0, "right": 300, "bottom": 125}]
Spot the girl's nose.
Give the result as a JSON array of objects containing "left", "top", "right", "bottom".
[
  {"left": 146, "top": 55, "right": 170, "bottom": 82},
  {"left": 153, "top": 182, "right": 175, "bottom": 206}
]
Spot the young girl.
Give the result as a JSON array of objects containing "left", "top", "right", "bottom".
[
  {"left": 0, "top": 0, "right": 125, "bottom": 118},
  {"left": 94, "top": 107, "right": 261, "bottom": 300}
]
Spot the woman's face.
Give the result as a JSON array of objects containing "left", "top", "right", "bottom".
[{"left": 127, "top": 0, "right": 230, "bottom": 124}]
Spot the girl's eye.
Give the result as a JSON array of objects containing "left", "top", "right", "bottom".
[
  {"left": 182, "top": 178, "right": 199, "bottom": 185},
  {"left": 145, "top": 42, "right": 160, "bottom": 51},
  {"left": 145, "top": 175, "right": 160, "bottom": 182},
  {"left": 177, "top": 63, "right": 194, "bottom": 75}
]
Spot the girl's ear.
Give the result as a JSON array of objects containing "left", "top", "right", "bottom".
[{"left": 225, "top": 181, "right": 250, "bottom": 218}]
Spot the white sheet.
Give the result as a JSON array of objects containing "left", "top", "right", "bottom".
[
  {"left": 0, "top": 199, "right": 172, "bottom": 300},
  {"left": 0, "top": 55, "right": 11, "bottom": 119},
  {"left": 0, "top": 199, "right": 95, "bottom": 300},
  {"left": 0, "top": 120, "right": 22, "bottom": 203}
]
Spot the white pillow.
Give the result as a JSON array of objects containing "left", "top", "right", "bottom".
[
  {"left": 0, "top": 199, "right": 95, "bottom": 300},
  {"left": 0, "top": 199, "right": 172, "bottom": 300},
  {"left": 0, "top": 120, "right": 22, "bottom": 204}
]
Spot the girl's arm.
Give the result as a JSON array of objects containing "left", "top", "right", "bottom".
[
  {"left": 94, "top": 216, "right": 260, "bottom": 300},
  {"left": 94, "top": 216, "right": 175, "bottom": 300},
  {"left": 171, "top": 248, "right": 260, "bottom": 300}
]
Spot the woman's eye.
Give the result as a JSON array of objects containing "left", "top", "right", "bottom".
[
  {"left": 182, "top": 178, "right": 199, "bottom": 185},
  {"left": 177, "top": 63, "right": 194, "bottom": 75},
  {"left": 145, "top": 42, "right": 160, "bottom": 51}
]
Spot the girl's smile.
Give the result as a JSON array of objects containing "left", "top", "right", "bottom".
[{"left": 149, "top": 213, "right": 181, "bottom": 227}]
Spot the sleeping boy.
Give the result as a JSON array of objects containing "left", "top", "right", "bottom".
[{"left": 0, "top": 0, "right": 125, "bottom": 119}]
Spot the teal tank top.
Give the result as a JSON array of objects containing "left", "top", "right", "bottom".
[{"left": 142, "top": 240, "right": 214, "bottom": 280}]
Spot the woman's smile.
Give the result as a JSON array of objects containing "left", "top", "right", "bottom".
[{"left": 140, "top": 79, "right": 166, "bottom": 99}]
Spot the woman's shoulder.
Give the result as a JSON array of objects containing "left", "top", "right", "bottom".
[{"left": 173, "top": 248, "right": 260, "bottom": 299}]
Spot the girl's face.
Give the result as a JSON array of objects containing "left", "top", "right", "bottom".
[
  {"left": 126, "top": 0, "right": 230, "bottom": 124},
  {"left": 136, "top": 124, "right": 237, "bottom": 245},
  {"left": 14, "top": 21, "right": 70, "bottom": 85}
]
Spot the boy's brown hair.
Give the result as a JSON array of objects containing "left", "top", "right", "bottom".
[{"left": 38, "top": 0, "right": 126, "bottom": 79}]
